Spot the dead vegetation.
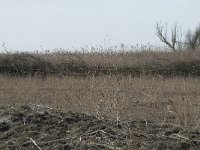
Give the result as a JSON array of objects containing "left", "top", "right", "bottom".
[
  {"left": 1, "top": 50, "right": 200, "bottom": 78},
  {"left": 1, "top": 104, "right": 200, "bottom": 150},
  {"left": 1, "top": 50, "right": 200, "bottom": 149}
]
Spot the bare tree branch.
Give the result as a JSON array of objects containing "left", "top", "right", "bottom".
[{"left": 156, "top": 23, "right": 183, "bottom": 52}]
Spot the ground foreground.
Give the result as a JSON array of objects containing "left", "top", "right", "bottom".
[{"left": 0, "top": 105, "right": 200, "bottom": 150}]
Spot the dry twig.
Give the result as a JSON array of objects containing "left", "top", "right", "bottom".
[{"left": 30, "top": 138, "right": 42, "bottom": 150}]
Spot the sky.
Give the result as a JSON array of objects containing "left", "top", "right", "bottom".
[{"left": 0, "top": 0, "right": 199, "bottom": 51}]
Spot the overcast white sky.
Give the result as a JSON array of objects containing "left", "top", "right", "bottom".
[{"left": 0, "top": 0, "right": 199, "bottom": 51}]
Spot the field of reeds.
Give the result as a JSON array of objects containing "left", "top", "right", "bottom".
[
  {"left": 1, "top": 49, "right": 200, "bottom": 78},
  {"left": 1, "top": 49, "right": 200, "bottom": 149}
]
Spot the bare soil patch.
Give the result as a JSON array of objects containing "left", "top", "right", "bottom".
[{"left": 0, "top": 105, "right": 200, "bottom": 150}]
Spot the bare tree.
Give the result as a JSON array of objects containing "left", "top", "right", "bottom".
[
  {"left": 185, "top": 25, "right": 200, "bottom": 51},
  {"left": 156, "top": 23, "right": 183, "bottom": 52}
]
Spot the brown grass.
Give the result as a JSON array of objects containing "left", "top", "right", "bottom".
[
  {"left": 1, "top": 50, "right": 200, "bottom": 149},
  {"left": 1, "top": 50, "right": 200, "bottom": 77},
  {"left": 1, "top": 75, "right": 200, "bottom": 129},
  {"left": 1, "top": 49, "right": 200, "bottom": 129}
]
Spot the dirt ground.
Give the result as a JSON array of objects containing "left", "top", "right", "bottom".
[{"left": 0, "top": 105, "right": 200, "bottom": 150}]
